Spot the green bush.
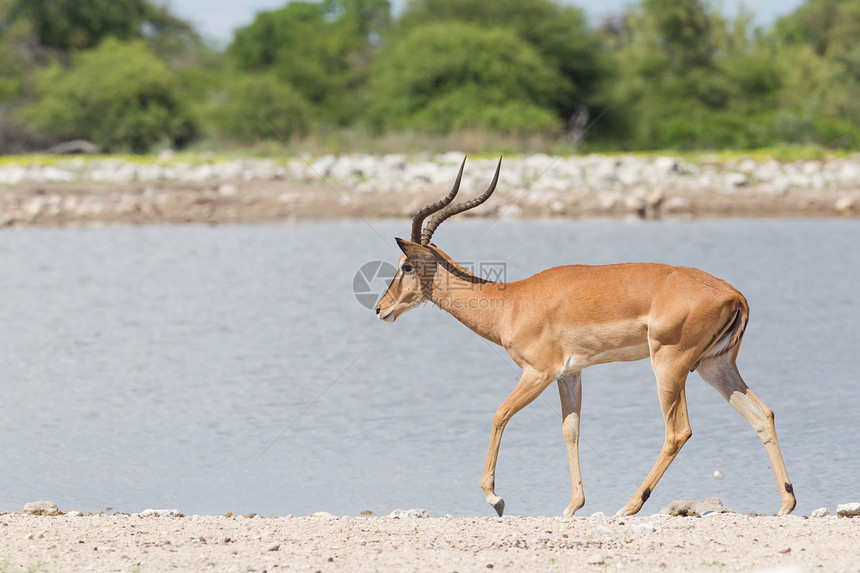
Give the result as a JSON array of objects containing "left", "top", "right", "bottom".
[
  {"left": 396, "top": 0, "right": 605, "bottom": 116},
  {"left": 208, "top": 74, "right": 312, "bottom": 142},
  {"left": 228, "top": 1, "right": 383, "bottom": 125},
  {"left": 366, "top": 22, "right": 569, "bottom": 133},
  {"left": 22, "top": 38, "right": 194, "bottom": 152},
  {"left": 12, "top": 0, "right": 200, "bottom": 56}
]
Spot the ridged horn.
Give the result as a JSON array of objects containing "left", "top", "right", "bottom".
[
  {"left": 420, "top": 157, "right": 502, "bottom": 245},
  {"left": 410, "top": 157, "right": 466, "bottom": 243}
]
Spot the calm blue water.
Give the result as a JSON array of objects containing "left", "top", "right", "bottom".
[{"left": 1, "top": 219, "right": 857, "bottom": 517}]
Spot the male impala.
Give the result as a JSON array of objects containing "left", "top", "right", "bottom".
[{"left": 376, "top": 158, "right": 796, "bottom": 517}]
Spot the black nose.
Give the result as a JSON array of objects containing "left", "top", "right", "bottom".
[{"left": 375, "top": 306, "right": 380, "bottom": 315}]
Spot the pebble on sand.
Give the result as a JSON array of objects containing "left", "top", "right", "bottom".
[
  {"left": 660, "top": 497, "right": 733, "bottom": 516},
  {"left": 139, "top": 509, "right": 181, "bottom": 518},
  {"left": 23, "top": 501, "right": 58, "bottom": 514},
  {"left": 388, "top": 508, "right": 430, "bottom": 519},
  {"left": 836, "top": 502, "right": 860, "bottom": 518}
]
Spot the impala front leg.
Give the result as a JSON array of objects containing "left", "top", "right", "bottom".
[
  {"left": 558, "top": 371, "right": 585, "bottom": 516},
  {"left": 482, "top": 369, "right": 555, "bottom": 516}
]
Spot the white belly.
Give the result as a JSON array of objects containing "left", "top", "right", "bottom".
[{"left": 562, "top": 343, "right": 650, "bottom": 374}]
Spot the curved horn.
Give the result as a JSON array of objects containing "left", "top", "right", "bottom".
[
  {"left": 410, "top": 157, "right": 466, "bottom": 243},
  {"left": 420, "top": 157, "right": 502, "bottom": 245}
]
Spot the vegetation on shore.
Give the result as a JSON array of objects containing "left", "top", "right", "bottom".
[{"left": 0, "top": 0, "right": 858, "bottom": 155}]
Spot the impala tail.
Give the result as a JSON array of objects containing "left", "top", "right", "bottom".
[{"left": 691, "top": 300, "right": 749, "bottom": 372}]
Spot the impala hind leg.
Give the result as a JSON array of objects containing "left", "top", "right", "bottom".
[
  {"left": 482, "top": 369, "right": 555, "bottom": 517},
  {"left": 617, "top": 356, "right": 692, "bottom": 516},
  {"left": 558, "top": 372, "right": 585, "bottom": 516},
  {"left": 696, "top": 351, "right": 796, "bottom": 515}
]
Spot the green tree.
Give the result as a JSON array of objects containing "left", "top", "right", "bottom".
[
  {"left": 641, "top": 0, "right": 714, "bottom": 71},
  {"left": 208, "top": 73, "right": 312, "bottom": 142},
  {"left": 228, "top": 0, "right": 389, "bottom": 124},
  {"left": 773, "top": 0, "right": 860, "bottom": 56},
  {"left": 0, "top": 0, "right": 33, "bottom": 102},
  {"left": 22, "top": 38, "right": 194, "bottom": 152},
  {"left": 396, "top": 0, "right": 605, "bottom": 118},
  {"left": 598, "top": 1, "right": 790, "bottom": 149},
  {"left": 366, "top": 22, "right": 569, "bottom": 132},
  {"left": 9, "top": 0, "right": 199, "bottom": 55},
  {"left": 770, "top": 0, "right": 860, "bottom": 146}
]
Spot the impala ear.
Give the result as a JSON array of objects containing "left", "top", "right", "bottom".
[{"left": 395, "top": 237, "right": 435, "bottom": 262}]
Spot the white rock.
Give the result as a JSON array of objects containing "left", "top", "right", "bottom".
[
  {"left": 587, "top": 555, "right": 606, "bottom": 565},
  {"left": 617, "top": 166, "right": 642, "bottom": 186},
  {"left": 738, "top": 158, "right": 757, "bottom": 173},
  {"left": 654, "top": 156, "right": 678, "bottom": 174},
  {"left": 214, "top": 161, "right": 244, "bottom": 180},
  {"left": 809, "top": 507, "right": 829, "bottom": 518},
  {"left": 42, "top": 166, "right": 76, "bottom": 182},
  {"left": 548, "top": 200, "right": 566, "bottom": 215},
  {"left": 725, "top": 172, "right": 749, "bottom": 187},
  {"left": 23, "top": 501, "right": 58, "bottom": 514},
  {"left": 660, "top": 497, "right": 733, "bottom": 515},
  {"left": 834, "top": 197, "right": 855, "bottom": 213},
  {"left": 139, "top": 508, "right": 181, "bottom": 517},
  {"left": 623, "top": 195, "right": 645, "bottom": 211},
  {"left": 836, "top": 502, "right": 860, "bottom": 517},
  {"left": 0, "top": 165, "right": 27, "bottom": 184},
  {"left": 218, "top": 183, "right": 238, "bottom": 196},
  {"left": 592, "top": 158, "right": 618, "bottom": 183},
  {"left": 599, "top": 192, "right": 621, "bottom": 210},
  {"left": 388, "top": 508, "right": 429, "bottom": 519},
  {"left": 590, "top": 511, "right": 605, "bottom": 517},
  {"left": 65, "top": 511, "right": 83, "bottom": 517},
  {"left": 438, "top": 151, "right": 467, "bottom": 164},
  {"left": 310, "top": 511, "right": 336, "bottom": 518},
  {"left": 26, "top": 197, "right": 45, "bottom": 217},
  {"left": 136, "top": 164, "right": 163, "bottom": 181},
  {"left": 632, "top": 522, "right": 657, "bottom": 533},
  {"left": 713, "top": 470, "right": 724, "bottom": 480},
  {"left": 382, "top": 154, "right": 408, "bottom": 170}
]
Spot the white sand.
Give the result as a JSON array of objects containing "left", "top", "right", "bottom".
[{"left": 2, "top": 512, "right": 858, "bottom": 572}]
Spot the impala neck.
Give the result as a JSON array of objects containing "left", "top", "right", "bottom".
[{"left": 426, "top": 254, "right": 508, "bottom": 346}]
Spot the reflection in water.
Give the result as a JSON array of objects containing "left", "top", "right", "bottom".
[{"left": 0, "top": 219, "right": 857, "bottom": 517}]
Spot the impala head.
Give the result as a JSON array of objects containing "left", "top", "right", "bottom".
[{"left": 375, "top": 157, "right": 502, "bottom": 322}]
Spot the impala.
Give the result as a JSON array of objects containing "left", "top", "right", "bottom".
[{"left": 375, "top": 158, "right": 796, "bottom": 517}]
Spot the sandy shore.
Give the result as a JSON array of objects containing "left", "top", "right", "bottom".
[{"left": 1, "top": 512, "right": 858, "bottom": 572}]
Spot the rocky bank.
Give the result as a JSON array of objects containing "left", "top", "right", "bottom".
[{"left": 1, "top": 152, "right": 859, "bottom": 227}]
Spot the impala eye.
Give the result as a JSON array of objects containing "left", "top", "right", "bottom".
[{"left": 401, "top": 263, "right": 414, "bottom": 273}]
